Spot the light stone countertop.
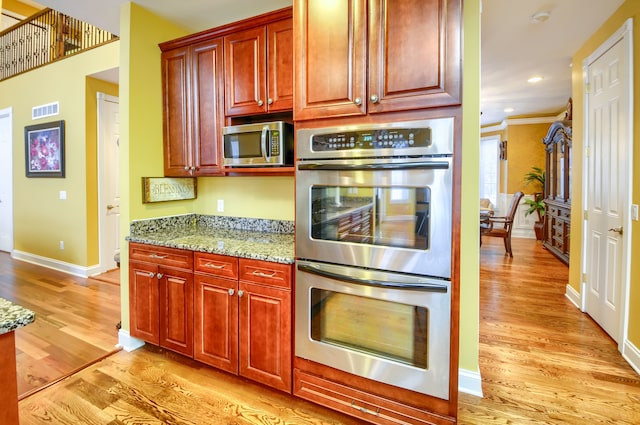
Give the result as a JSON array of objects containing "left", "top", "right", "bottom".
[
  {"left": 0, "top": 297, "right": 35, "bottom": 335},
  {"left": 126, "top": 214, "right": 295, "bottom": 264}
]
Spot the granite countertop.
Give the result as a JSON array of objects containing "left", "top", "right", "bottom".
[
  {"left": 126, "top": 214, "right": 295, "bottom": 264},
  {"left": 0, "top": 297, "right": 35, "bottom": 335}
]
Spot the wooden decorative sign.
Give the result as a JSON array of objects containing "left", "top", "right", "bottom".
[{"left": 142, "top": 177, "right": 197, "bottom": 203}]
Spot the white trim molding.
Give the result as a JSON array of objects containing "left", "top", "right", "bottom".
[
  {"left": 11, "top": 250, "right": 100, "bottom": 278},
  {"left": 622, "top": 339, "right": 640, "bottom": 376},
  {"left": 117, "top": 330, "right": 145, "bottom": 352},
  {"left": 458, "top": 368, "right": 483, "bottom": 397},
  {"left": 565, "top": 283, "right": 582, "bottom": 310}
]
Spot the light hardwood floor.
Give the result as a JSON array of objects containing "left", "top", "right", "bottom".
[
  {"left": 0, "top": 252, "right": 121, "bottom": 398},
  {"left": 10, "top": 238, "right": 640, "bottom": 424}
]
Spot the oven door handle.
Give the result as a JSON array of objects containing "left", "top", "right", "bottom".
[
  {"left": 297, "top": 161, "right": 450, "bottom": 171},
  {"left": 298, "top": 263, "right": 448, "bottom": 293}
]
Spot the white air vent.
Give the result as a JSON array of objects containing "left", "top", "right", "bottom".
[{"left": 32, "top": 102, "right": 59, "bottom": 120}]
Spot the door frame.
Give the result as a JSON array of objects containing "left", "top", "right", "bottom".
[
  {"left": 97, "top": 92, "right": 119, "bottom": 272},
  {"left": 581, "top": 18, "right": 633, "bottom": 350},
  {"left": 0, "top": 107, "right": 13, "bottom": 253}
]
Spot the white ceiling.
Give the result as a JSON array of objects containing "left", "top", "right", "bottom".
[{"left": 26, "top": 0, "right": 626, "bottom": 126}]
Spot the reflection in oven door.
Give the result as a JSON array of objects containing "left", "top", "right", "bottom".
[{"left": 295, "top": 260, "right": 451, "bottom": 400}]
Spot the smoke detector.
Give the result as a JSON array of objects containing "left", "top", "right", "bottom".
[{"left": 530, "top": 11, "right": 551, "bottom": 24}]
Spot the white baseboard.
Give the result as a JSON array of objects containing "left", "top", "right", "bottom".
[
  {"left": 12, "top": 250, "right": 100, "bottom": 278},
  {"left": 117, "top": 330, "right": 145, "bottom": 352},
  {"left": 622, "top": 339, "right": 640, "bottom": 376},
  {"left": 458, "top": 368, "right": 483, "bottom": 397},
  {"left": 565, "top": 283, "right": 582, "bottom": 310}
]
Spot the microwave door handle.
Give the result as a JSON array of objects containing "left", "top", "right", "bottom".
[
  {"left": 261, "top": 126, "right": 269, "bottom": 160},
  {"left": 297, "top": 263, "right": 448, "bottom": 293},
  {"left": 297, "top": 161, "right": 450, "bottom": 171}
]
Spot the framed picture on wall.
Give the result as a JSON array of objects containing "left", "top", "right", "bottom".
[{"left": 24, "top": 120, "right": 65, "bottom": 177}]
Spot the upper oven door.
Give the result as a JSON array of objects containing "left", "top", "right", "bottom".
[{"left": 296, "top": 156, "right": 452, "bottom": 278}]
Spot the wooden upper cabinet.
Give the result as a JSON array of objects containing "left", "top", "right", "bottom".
[
  {"left": 162, "top": 47, "right": 191, "bottom": 176},
  {"left": 294, "top": 0, "right": 367, "bottom": 120},
  {"left": 161, "top": 38, "right": 225, "bottom": 176},
  {"left": 294, "top": 0, "right": 461, "bottom": 121},
  {"left": 224, "top": 15, "right": 293, "bottom": 116}
]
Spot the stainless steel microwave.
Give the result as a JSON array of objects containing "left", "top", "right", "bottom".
[{"left": 222, "top": 121, "right": 294, "bottom": 167}]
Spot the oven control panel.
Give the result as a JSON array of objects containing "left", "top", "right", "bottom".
[{"left": 311, "top": 128, "right": 432, "bottom": 152}]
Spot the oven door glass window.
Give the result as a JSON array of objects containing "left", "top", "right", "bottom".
[
  {"left": 310, "top": 288, "right": 428, "bottom": 369},
  {"left": 310, "top": 186, "right": 430, "bottom": 249}
]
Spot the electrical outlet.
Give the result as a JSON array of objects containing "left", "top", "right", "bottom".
[
  {"left": 59, "top": 240, "right": 64, "bottom": 250},
  {"left": 59, "top": 190, "right": 67, "bottom": 200},
  {"left": 217, "top": 199, "right": 224, "bottom": 212}
]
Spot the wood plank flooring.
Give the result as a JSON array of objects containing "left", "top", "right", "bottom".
[
  {"left": 0, "top": 252, "right": 121, "bottom": 399},
  {"left": 9, "top": 238, "right": 640, "bottom": 424}
]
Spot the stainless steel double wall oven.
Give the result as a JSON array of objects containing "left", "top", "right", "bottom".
[{"left": 295, "top": 117, "right": 454, "bottom": 400}]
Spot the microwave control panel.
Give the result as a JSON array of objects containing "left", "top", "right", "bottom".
[
  {"left": 269, "top": 131, "right": 281, "bottom": 156},
  {"left": 311, "top": 127, "right": 431, "bottom": 152}
]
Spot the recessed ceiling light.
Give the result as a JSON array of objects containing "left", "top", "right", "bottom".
[
  {"left": 530, "top": 11, "right": 551, "bottom": 24},
  {"left": 528, "top": 76, "right": 544, "bottom": 83},
  {"left": 504, "top": 107, "right": 515, "bottom": 113}
]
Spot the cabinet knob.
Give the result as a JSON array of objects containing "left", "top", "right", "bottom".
[
  {"left": 228, "top": 288, "right": 235, "bottom": 296},
  {"left": 147, "top": 272, "right": 155, "bottom": 278},
  {"left": 190, "top": 166, "right": 196, "bottom": 171},
  {"left": 267, "top": 98, "right": 273, "bottom": 105},
  {"left": 157, "top": 273, "right": 164, "bottom": 279},
  {"left": 354, "top": 97, "right": 362, "bottom": 106},
  {"left": 370, "top": 94, "right": 379, "bottom": 104},
  {"left": 257, "top": 99, "right": 264, "bottom": 107},
  {"left": 237, "top": 290, "right": 244, "bottom": 297},
  {"left": 184, "top": 166, "right": 189, "bottom": 171}
]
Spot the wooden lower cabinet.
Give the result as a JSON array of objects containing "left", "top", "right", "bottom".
[
  {"left": 193, "top": 253, "right": 293, "bottom": 393},
  {"left": 129, "top": 243, "right": 194, "bottom": 357},
  {"left": 294, "top": 358, "right": 456, "bottom": 425}
]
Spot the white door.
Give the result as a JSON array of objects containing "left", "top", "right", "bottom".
[
  {"left": 0, "top": 108, "right": 13, "bottom": 253},
  {"left": 98, "top": 93, "right": 120, "bottom": 271},
  {"left": 583, "top": 20, "right": 633, "bottom": 345}
]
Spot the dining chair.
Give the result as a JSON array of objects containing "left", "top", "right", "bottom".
[{"left": 480, "top": 191, "right": 524, "bottom": 257}]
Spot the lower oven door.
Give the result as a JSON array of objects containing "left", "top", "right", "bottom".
[{"left": 295, "top": 259, "right": 451, "bottom": 400}]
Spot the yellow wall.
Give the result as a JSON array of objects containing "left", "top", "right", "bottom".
[
  {"left": 2, "top": 0, "right": 42, "bottom": 18},
  {"left": 571, "top": 0, "right": 640, "bottom": 347},
  {"left": 459, "top": 0, "right": 481, "bottom": 374},
  {"left": 506, "top": 122, "right": 550, "bottom": 195},
  {"left": 0, "top": 42, "right": 119, "bottom": 267}
]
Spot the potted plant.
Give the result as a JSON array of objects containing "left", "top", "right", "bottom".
[{"left": 523, "top": 166, "right": 545, "bottom": 241}]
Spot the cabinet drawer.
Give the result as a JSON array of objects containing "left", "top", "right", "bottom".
[
  {"left": 194, "top": 252, "right": 239, "bottom": 279},
  {"left": 239, "top": 258, "right": 292, "bottom": 289},
  {"left": 129, "top": 243, "right": 193, "bottom": 270}
]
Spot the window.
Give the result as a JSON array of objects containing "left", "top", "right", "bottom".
[{"left": 479, "top": 135, "right": 500, "bottom": 205}]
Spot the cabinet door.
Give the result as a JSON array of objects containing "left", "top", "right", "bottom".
[
  {"left": 194, "top": 274, "right": 238, "bottom": 374},
  {"left": 239, "top": 281, "right": 292, "bottom": 393},
  {"left": 294, "top": 0, "right": 367, "bottom": 120},
  {"left": 162, "top": 47, "right": 192, "bottom": 176},
  {"left": 266, "top": 19, "right": 293, "bottom": 112},
  {"left": 367, "top": 0, "right": 461, "bottom": 113},
  {"left": 129, "top": 261, "right": 160, "bottom": 345},
  {"left": 159, "top": 266, "right": 193, "bottom": 356},
  {"left": 191, "top": 38, "right": 225, "bottom": 175},
  {"left": 224, "top": 26, "right": 267, "bottom": 116}
]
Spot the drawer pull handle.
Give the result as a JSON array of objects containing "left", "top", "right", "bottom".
[
  {"left": 228, "top": 289, "right": 235, "bottom": 296},
  {"left": 252, "top": 270, "right": 276, "bottom": 278},
  {"left": 149, "top": 254, "right": 168, "bottom": 259},
  {"left": 157, "top": 273, "right": 164, "bottom": 279},
  {"left": 350, "top": 400, "right": 379, "bottom": 417},
  {"left": 204, "top": 263, "right": 225, "bottom": 269},
  {"left": 237, "top": 290, "right": 244, "bottom": 297}
]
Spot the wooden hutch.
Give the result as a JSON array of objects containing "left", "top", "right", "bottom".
[{"left": 542, "top": 100, "right": 572, "bottom": 265}]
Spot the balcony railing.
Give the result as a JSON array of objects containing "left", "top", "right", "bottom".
[{"left": 0, "top": 8, "right": 118, "bottom": 81}]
